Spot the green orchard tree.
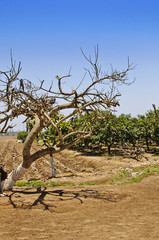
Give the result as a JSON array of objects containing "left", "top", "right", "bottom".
[{"left": 138, "top": 110, "right": 156, "bottom": 151}]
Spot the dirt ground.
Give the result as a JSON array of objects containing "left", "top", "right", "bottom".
[{"left": 1, "top": 136, "right": 159, "bottom": 240}]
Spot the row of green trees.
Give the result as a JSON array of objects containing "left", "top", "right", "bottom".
[
  {"left": 17, "top": 109, "right": 159, "bottom": 155},
  {"left": 79, "top": 110, "right": 159, "bottom": 154}
]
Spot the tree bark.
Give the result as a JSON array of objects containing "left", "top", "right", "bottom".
[
  {"left": 5, "top": 115, "right": 44, "bottom": 190},
  {"left": 22, "top": 115, "right": 44, "bottom": 168},
  {"left": 108, "top": 144, "right": 111, "bottom": 155},
  {"left": 50, "top": 154, "right": 56, "bottom": 178},
  {"left": 4, "top": 163, "right": 27, "bottom": 190}
]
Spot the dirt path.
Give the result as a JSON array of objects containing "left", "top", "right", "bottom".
[
  {"left": 0, "top": 136, "right": 159, "bottom": 239},
  {"left": 0, "top": 175, "right": 159, "bottom": 240}
]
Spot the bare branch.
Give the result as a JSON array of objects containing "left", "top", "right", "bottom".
[
  {"left": 0, "top": 48, "right": 135, "bottom": 190},
  {"left": 152, "top": 104, "right": 159, "bottom": 119}
]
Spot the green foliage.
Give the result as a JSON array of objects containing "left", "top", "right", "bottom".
[
  {"left": 26, "top": 119, "right": 35, "bottom": 132},
  {"left": 39, "top": 112, "right": 73, "bottom": 146},
  {"left": 110, "top": 170, "right": 129, "bottom": 185},
  {"left": 17, "top": 131, "right": 28, "bottom": 142},
  {"left": 23, "top": 108, "right": 159, "bottom": 154},
  {"left": 154, "top": 126, "right": 159, "bottom": 145},
  {"left": 91, "top": 113, "right": 118, "bottom": 154},
  {"left": 40, "top": 124, "right": 58, "bottom": 146},
  {"left": 69, "top": 110, "right": 158, "bottom": 154},
  {"left": 15, "top": 180, "right": 106, "bottom": 187},
  {"left": 66, "top": 112, "right": 95, "bottom": 148},
  {"left": 79, "top": 182, "right": 96, "bottom": 186},
  {"left": 15, "top": 181, "right": 75, "bottom": 187},
  {"left": 66, "top": 109, "right": 159, "bottom": 153},
  {"left": 138, "top": 110, "right": 156, "bottom": 150},
  {"left": 116, "top": 114, "right": 139, "bottom": 147},
  {"left": 110, "top": 165, "right": 159, "bottom": 185}
]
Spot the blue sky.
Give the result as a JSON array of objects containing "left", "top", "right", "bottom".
[{"left": 0, "top": 0, "right": 159, "bottom": 130}]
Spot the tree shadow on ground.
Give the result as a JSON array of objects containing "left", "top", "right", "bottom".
[{"left": 7, "top": 187, "right": 127, "bottom": 212}]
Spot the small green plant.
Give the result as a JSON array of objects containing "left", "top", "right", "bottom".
[
  {"left": 110, "top": 164, "right": 159, "bottom": 185},
  {"left": 110, "top": 170, "right": 129, "bottom": 185},
  {"left": 79, "top": 181, "right": 106, "bottom": 186},
  {"left": 66, "top": 153, "right": 73, "bottom": 157},
  {"left": 79, "top": 182, "right": 96, "bottom": 186},
  {"left": 15, "top": 180, "right": 106, "bottom": 188},
  {"left": 15, "top": 181, "right": 48, "bottom": 187},
  {"left": 15, "top": 181, "right": 75, "bottom": 187}
]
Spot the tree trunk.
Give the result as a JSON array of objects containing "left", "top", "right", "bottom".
[
  {"left": 0, "top": 172, "right": 1, "bottom": 192},
  {"left": 145, "top": 135, "right": 150, "bottom": 151},
  {"left": 50, "top": 154, "right": 56, "bottom": 178},
  {"left": 4, "top": 163, "right": 27, "bottom": 190},
  {"left": 4, "top": 114, "right": 93, "bottom": 190},
  {"left": 108, "top": 144, "right": 111, "bottom": 155},
  {"left": 4, "top": 115, "right": 44, "bottom": 190}
]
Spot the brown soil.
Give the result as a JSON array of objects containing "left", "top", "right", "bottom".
[{"left": 0, "top": 136, "right": 159, "bottom": 239}]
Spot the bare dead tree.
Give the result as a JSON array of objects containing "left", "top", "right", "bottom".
[{"left": 0, "top": 47, "right": 135, "bottom": 190}]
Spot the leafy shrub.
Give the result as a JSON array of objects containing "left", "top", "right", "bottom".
[{"left": 17, "top": 131, "right": 28, "bottom": 142}]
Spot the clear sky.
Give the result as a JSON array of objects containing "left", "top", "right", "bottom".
[{"left": 0, "top": 0, "right": 159, "bottom": 130}]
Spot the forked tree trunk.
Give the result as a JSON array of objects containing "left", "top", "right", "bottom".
[
  {"left": 4, "top": 114, "right": 93, "bottom": 190},
  {"left": 5, "top": 115, "right": 44, "bottom": 190}
]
